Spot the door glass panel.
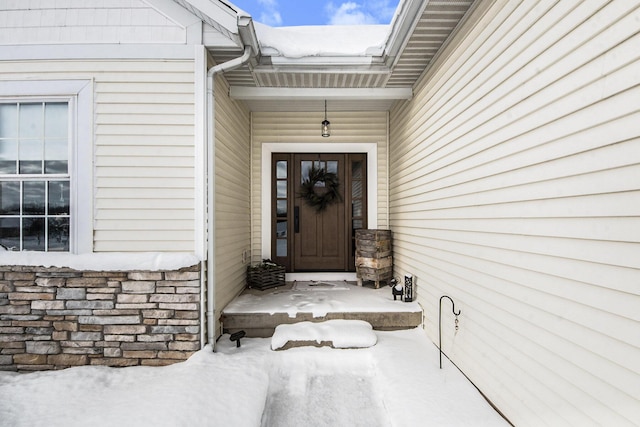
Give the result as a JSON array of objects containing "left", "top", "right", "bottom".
[
  {"left": 352, "top": 180, "right": 362, "bottom": 198},
  {"left": 301, "top": 161, "right": 312, "bottom": 183},
  {"left": 277, "top": 220, "right": 287, "bottom": 238},
  {"left": 276, "top": 239, "right": 287, "bottom": 257},
  {"left": 276, "top": 160, "right": 287, "bottom": 179},
  {"left": 276, "top": 180, "right": 287, "bottom": 198},
  {"left": 352, "top": 161, "right": 362, "bottom": 179},
  {"left": 352, "top": 199, "right": 362, "bottom": 217},
  {"left": 276, "top": 200, "right": 287, "bottom": 217},
  {"left": 327, "top": 161, "right": 338, "bottom": 174}
]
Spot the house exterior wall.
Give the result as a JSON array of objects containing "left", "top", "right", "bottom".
[
  {"left": 389, "top": 1, "right": 640, "bottom": 426},
  {"left": 0, "top": 0, "right": 187, "bottom": 45},
  {"left": 214, "top": 74, "right": 251, "bottom": 335},
  {"left": 250, "top": 111, "right": 389, "bottom": 263},
  {"left": 0, "top": 264, "right": 201, "bottom": 371},
  {"left": 0, "top": 59, "right": 197, "bottom": 253}
]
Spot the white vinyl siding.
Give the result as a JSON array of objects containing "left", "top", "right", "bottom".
[
  {"left": 0, "top": 0, "right": 186, "bottom": 45},
  {"left": 0, "top": 59, "right": 196, "bottom": 252},
  {"left": 389, "top": 1, "right": 640, "bottom": 426},
  {"left": 214, "top": 74, "right": 251, "bottom": 328},
  {"left": 251, "top": 111, "right": 388, "bottom": 262}
]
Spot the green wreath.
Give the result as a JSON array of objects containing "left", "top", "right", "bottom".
[{"left": 299, "top": 165, "right": 342, "bottom": 212}]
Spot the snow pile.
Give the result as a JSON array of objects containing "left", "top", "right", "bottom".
[
  {"left": 0, "top": 329, "right": 510, "bottom": 427},
  {"left": 0, "top": 347, "right": 268, "bottom": 427},
  {"left": 254, "top": 22, "right": 389, "bottom": 57},
  {"left": 0, "top": 252, "right": 200, "bottom": 272},
  {"left": 271, "top": 319, "right": 377, "bottom": 350}
]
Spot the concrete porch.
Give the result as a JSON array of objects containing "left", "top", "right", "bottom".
[{"left": 221, "top": 281, "right": 423, "bottom": 337}]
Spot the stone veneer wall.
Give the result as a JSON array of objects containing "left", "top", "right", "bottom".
[{"left": 0, "top": 264, "right": 201, "bottom": 371}]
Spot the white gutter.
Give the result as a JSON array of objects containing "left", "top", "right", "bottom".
[{"left": 206, "top": 44, "right": 252, "bottom": 352}]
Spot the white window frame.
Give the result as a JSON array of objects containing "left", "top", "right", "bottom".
[{"left": 0, "top": 80, "right": 93, "bottom": 254}]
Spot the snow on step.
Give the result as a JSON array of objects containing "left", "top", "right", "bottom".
[{"left": 271, "top": 319, "right": 377, "bottom": 350}]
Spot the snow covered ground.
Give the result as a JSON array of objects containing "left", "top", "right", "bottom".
[{"left": 0, "top": 326, "right": 510, "bottom": 427}]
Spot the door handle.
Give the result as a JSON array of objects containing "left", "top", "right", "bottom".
[{"left": 294, "top": 206, "right": 300, "bottom": 233}]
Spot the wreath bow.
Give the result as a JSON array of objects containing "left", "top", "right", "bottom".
[{"left": 299, "top": 165, "right": 342, "bottom": 212}]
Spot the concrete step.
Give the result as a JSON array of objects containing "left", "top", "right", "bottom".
[
  {"left": 222, "top": 310, "right": 423, "bottom": 338},
  {"left": 220, "top": 281, "right": 423, "bottom": 338}
]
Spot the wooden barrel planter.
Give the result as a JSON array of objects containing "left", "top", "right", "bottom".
[{"left": 355, "top": 229, "right": 392, "bottom": 288}]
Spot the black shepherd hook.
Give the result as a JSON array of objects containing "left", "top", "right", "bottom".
[{"left": 439, "top": 295, "right": 461, "bottom": 369}]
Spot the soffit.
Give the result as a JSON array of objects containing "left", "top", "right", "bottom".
[{"left": 201, "top": 0, "right": 477, "bottom": 111}]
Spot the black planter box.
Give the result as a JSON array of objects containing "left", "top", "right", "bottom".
[{"left": 246, "top": 263, "right": 285, "bottom": 290}]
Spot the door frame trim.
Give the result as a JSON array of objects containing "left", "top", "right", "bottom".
[{"left": 261, "top": 143, "right": 378, "bottom": 280}]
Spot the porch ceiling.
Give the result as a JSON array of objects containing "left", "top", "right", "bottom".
[{"left": 204, "top": 0, "right": 476, "bottom": 112}]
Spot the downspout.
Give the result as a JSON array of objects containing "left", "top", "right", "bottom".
[{"left": 206, "top": 44, "right": 252, "bottom": 352}]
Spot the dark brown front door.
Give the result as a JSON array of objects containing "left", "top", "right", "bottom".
[
  {"left": 271, "top": 153, "right": 367, "bottom": 272},
  {"left": 294, "top": 154, "right": 346, "bottom": 271}
]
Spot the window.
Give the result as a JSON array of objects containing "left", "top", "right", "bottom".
[{"left": 0, "top": 102, "right": 70, "bottom": 251}]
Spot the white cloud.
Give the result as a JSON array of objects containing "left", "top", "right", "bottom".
[
  {"left": 260, "top": 11, "right": 283, "bottom": 26},
  {"left": 326, "top": 1, "right": 398, "bottom": 25},
  {"left": 257, "top": 0, "right": 283, "bottom": 26}
]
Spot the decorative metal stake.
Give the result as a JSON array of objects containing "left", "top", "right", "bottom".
[{"left": 439, "top": 295, "right": 461, "bottom": 369}]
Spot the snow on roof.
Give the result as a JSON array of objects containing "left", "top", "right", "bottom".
[{"left": 253, "top": 22, "right": 390, "bottom": 58}]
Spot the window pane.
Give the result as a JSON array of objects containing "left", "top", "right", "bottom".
[
  {"left": 23, "top": 181, "right": 45, "bottom": 215},
  {"left": 0, "top": 217, "right": 19, "bottom": 249},
  {"left": 19, "top": 139, "right": 43, "bottom": 174},
  {"left": 48, "top": 181, "right": 70, "bottom": 215},
  {"left": 327, "top": 161, "right": 338, "bottom": 174},
  {"left": 353, "top": 219, "right": 363, "bottom": 230},
  {"left": 276, "top": 199, "right": 287, "bottom": 217},
  {"left": 276, "top": 239, "right": 287, "bottom": 257},
  {"left": 0, "top": 140, "right": 17, "bottom": 174},
  {"left": 19, "top": 103, "right": 43, "bottom": 138},
  {"left": 352, "top": 199, "right": 362, "bottom": 217},
  {"left": 301, "top": 161, "right": 312, "bottom": 183},
  {"left": 44, "top": 103, "right": 68, "bottom": 138},
  {"left": 276, "top": 180, "right": 287, "bottom": 198},
  {"left": 352, "top": 180, "right": 362, "bottom": 199},
  {"left": 45, "top": 139, "right": 68, "bottom": 174},
  {"left": 276, "top": 161, "right": 287, "bottom": 179},
  {"left": 0, "top": 104, "right": 18, "bottom": 138},
  {"left": 276, "top": 220, "right": 287, "bottom": 238},
  {"left": 23, "top": 217, "right": 45, "bottom": 251},
  {"left": 48, "top": 217, "right": 69, "bottom": 251},
  {"left": 0, "top": 181, "right": 19, "bottom": 215},
  {"left": 352, "top": 161, "right": 362, "bottom": 179}
]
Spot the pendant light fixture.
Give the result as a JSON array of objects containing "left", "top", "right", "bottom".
[{"left": 321, "top": 100, "right": 331, "bottom": 137}]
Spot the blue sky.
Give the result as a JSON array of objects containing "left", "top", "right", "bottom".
[{"left": 230, "top": 0, "right": 401, "bottom": 26}]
